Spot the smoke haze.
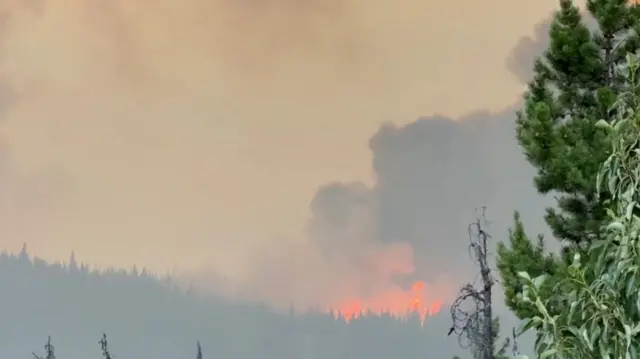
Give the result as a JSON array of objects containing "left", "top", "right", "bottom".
[{"left": 0, "top": 0, "right": 563, "bottom": 315}]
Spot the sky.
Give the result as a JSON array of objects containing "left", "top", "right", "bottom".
[{"left": 0, "top": 0, "right": 567, "bottom": 314}]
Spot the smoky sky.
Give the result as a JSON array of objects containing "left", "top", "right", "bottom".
[
  {"left": 231, "top": 11, "right": 562, "bottom": 310},
  {"left": 506, "top": 17, "right": 551, "bottom": 84},
  {"left": 506, "top": 7, "right": 598, "bottom": 85},
  {"left": 303, "top": 108, "right": 552, "bottom": 288},
  {"left": 0, "top": 0, "right": 571, "bottom": 319}
]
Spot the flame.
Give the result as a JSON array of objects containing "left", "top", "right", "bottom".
[{"left": 328, "top": 280, "right": 445, "bottom": 326}]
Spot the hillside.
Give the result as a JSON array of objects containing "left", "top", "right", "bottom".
[{"left": 0, "top": 246, "right": 459, "bottom": 359}]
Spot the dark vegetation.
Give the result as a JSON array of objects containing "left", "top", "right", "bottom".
[
  {"left": 492, "top": 0, "right": 640, "bottom": 357},
  {"left": 450, "top": 210, "right": 512, "bottom": 359},
  {"left": 497, "top": 0, "right": 640, "bottom": 321},
  {"left": 0, "top": 244, "right": 458, "bottom": 359}
]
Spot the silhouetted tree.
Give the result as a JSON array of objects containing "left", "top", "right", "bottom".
[
  {"left": 68, "top": 251, "right": 78, "bottom": 272},
  {"left": 32, "top": 336, "right": 55, "bottom": 359},
  {"left": 0, "top": 245, "right": 457, "bottom": 359},
  {"left": 99, "top": 334, "right": 112, "bottom": 359},
  {"left": 197, "top": 341, "right": 203, "bottom": 359},
  {"left": 19, "top": 242, "right": 29, "bottom": 262},
  {"left": 449, "top": 209, "right": 510, "bottom": 359}
]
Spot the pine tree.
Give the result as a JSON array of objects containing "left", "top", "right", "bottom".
[
  {"left": 497, "top": 0, "right": 640, "bottom": 319},
  {"left": 497, "top": 213, "right": 558, "bottom": 319},
  {"left": 68, "top": 251, "right": 78, "bottom": 272},
  {"left": 514, "top": 53, "right": 640, "bottom": 359},
  {"left": 19, "top": 242, "right": 29, "bottom": 262}
]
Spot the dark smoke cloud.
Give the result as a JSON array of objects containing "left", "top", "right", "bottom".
[
  {"left": 212, "top": 104, "right": 554, "bottom": 315},
  {"left": 307, "top": 108, "right": 552, "bottom": 288},
  {"left": 505, "top": 19, "right": 551, "bottom": 84},
  {"left": 187, "top": 14, "right": 561, "bottom": 309}
]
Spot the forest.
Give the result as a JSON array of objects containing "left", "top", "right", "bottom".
[{"left": 0, "top": 246, "right": 459, "bottom": 359}]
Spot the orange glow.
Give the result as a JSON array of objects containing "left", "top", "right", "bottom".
[{"left": 328, "top": 280, "right": 445, "bottom": 326}]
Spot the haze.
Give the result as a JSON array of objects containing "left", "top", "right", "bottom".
[{"left": 0, "top": 0, "right": 564, "bottom": 315}]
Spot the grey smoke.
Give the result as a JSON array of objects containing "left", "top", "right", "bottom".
[
  {"left": 0, "top": 4, "right": 573, "bottom": 357},
  {"left": 307, "top": 107, "right": 552, "bottom": 286}
]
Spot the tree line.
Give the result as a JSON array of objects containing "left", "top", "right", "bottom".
[{"left": 0, "top": 246, "right": 459, "bottom": 359}]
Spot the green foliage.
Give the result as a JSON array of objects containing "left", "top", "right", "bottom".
[
  {"left": 518, "top": 0, "right": 638, "bottom": 245},
  {"left": 499, "top": 0, "right": 640, "bottom": 320},
  {"left": 497, "top": 212, "right": 560, "bottom": 319},
  {"left": 513, "top": 53, "right": 640, "bottom": 359}
]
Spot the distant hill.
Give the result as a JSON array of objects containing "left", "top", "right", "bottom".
[{"left": 0, "top": 245, "right": 460, "bottom": 359}]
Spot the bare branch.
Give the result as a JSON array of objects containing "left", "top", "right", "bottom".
[
  {"left": 33, "top": 336, "right": 55, "bottom": 359},
  {"left": 449, "top": 208, "right": 495, "bottom": 359},
  {"left": 99, "top": 333, "right": 113, "bottom": 359},
  {"left": 512, "top": 327, "right": 520, "bottom": 356}
]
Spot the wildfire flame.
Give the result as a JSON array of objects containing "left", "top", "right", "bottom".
[{"left": 329, "top": 281, "right": 444, "bottom": 326}]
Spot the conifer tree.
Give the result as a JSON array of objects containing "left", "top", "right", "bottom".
[
  {"left": 497, "top": 0, "right": 640, "bottom": 319},
  {"left": 513, "top": 52, "right": 640, "bottom": 359},
  {"left": 68, "top": 251, "right": 78, "bottom": 272}
]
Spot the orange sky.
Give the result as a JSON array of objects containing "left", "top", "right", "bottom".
[{"left": 0, "top": 0, "right": 563, "bottom": 308}]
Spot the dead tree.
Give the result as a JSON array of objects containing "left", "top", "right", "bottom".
[
  {"left": 448, "top": 208, "right": 495, "bottom": 359},
  {"left": 196, "top": 341, "right": 203, "bottom": 359},
  {"left": 32, "top": 336, "right": 55, "bottom": 359},
  {"left": 99, "top": 333, "right": 113, "bottom": 359}
]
